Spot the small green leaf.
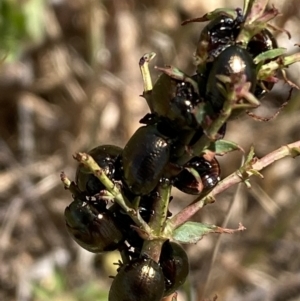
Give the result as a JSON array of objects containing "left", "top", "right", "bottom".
[
  {"left": 245, "top": 146, "right": 255, "bottom": 164},
  {"left": 207, "top": 139, "right": 243, "bottom": 155},
  {"left": 173, "top": 222, "right": 246, "bottom": 244},
  {"left": 247, "top": 169, "right": 264, "bottom": 178},
  {"left": 254, "top": 48, "right": 286, "bottom": 64},
  {"left": 172, "top": 221, "right": 218, "bottom": 244},
  {"left": 289, "top": 146, "right": 300, "bottom": 158},
  {"left": 244, "top": 178, "right": 252, "bottom": 188},
  {"left": 282, "top": 53, "right": 300, "bottom": 67}
]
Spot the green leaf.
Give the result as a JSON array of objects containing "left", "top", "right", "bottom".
[
  {"left": 207, "top": 139, "right": 243, "bottom": 155},
  {"left": 172, "top": 222, "right": 246, "bottom": 244},
  {"left": 245, "top": 145, "right": 255, "bottom": 164},
  {"left": 254, "top": 48, "right": 286, "bottom": 64},
  {"left": 172, "top": 221, "right": 218, "bottom": 244}
]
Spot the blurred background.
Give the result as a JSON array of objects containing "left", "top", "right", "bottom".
[{"left": 1, "top": 0, "right": 300, "bottom": 300}]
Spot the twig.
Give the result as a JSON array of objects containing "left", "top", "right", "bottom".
[{"left": 169, "top": 141, "right": 300, "bottom": 229}]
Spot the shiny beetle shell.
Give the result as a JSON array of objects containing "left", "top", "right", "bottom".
[
  {"left": 121, "top": 125, "right": 170, "bottom": 196},
  {"left": 111, "top": 204, "right": 144, "bottom": 251},
  {"left": 109, "top": 257, "right": 165, "bottom": 301},
  {"left": 174, "top": 156, "right": 220, "bottom": 195},
  {"left": 75, "top": 145, "right": 122, "bottom": 196},
  {"left": 169, "top": 81, "right": 199, "bottom": 129},
  {"left": 151, "top": 73, "right": 177, "bottom": 117},
  {"left": 206, "top": 45, "right": 256, "bottom": 114},
  {"left": 247, "top": 29, "right": 278, "bottom": 59},
  {"left": 196, "top": 12, "right": 243, "bottom": 63},
  {"left": 150, "top": 74, "right": 200, "bottom": 130},
  {"left": 159, "top": 241, "right": 190, "bottom": 296},
  {"left": 247, "top": 29, "right": 278, "bottom": 98},
  {"left": 64, "top": 198, "right": 123, "bottom": 253},
  {"left": 197, "top": 15, "right": 236, "bottom": 60}
]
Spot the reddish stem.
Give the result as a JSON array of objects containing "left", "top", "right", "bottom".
[{"left": 169, "top": 141, "right": 300, "bottom": 229}]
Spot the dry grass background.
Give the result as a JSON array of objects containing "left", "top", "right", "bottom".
[{"left": 1, "top": 0, "right": 300, "bottom": 300}]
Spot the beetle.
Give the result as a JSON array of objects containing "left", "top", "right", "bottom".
[
  {"left": 121, "top": 124, "right": 171, "bottom": 196},
  {"left": 75, "top": 145, "right": 122, "bottom": 196},
  {"left": 168, "top": 80, "right": 200, "bottom": 129},
  {"left": 247, "top": 29, "right": 278, "bottom": 58},
  {"left": 247, "top": 29, "right": 278, "bottom": 98},
  {"left": 140, "top": 112, "right": 204, "bottom": 162},
  {"left": 188, "top": 10, "right": 279, "bottom": 103},
  {"left": 159, "top": 241, "right": 190, "bottom": 296},
  {"left": 174, "top": 156, "right": 220, "bottom": 195},
  {"left": 193, "top": 9, "right": 244, "bottom": 68},
  {"left": 197, "top": 15, "right": 239, "bottom": 63},
  {"left": 149, "top": 72, "right": 201, "bottom": 130},
  {"left": 111, "top": 189, "right": 173, "bottom": 252},
  {"left": 205, "top": 45, "right": 257, "bottom": 114},
  {"left": 109, "top": 257, "right": 165, "bottom": 301},
  {"left": 111, "top": 201, "right": 151, "bottom": 251},
  {"left": 64, "top": 197, "right": 124, "bottom": 253}
]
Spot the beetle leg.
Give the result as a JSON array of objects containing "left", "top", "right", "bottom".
[{"left": 139, "top": 52, "right": 156, "bottom": 92}]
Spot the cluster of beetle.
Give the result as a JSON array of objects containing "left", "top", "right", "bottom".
[{"left": 64, "top": 5, "right": 281, "bottom": 301}]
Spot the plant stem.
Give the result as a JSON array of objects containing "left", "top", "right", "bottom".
[
  {"left": 141, "top": 181, "right": 171, "bottom": 262},
  {"left": 243, "top": 0, "right": 254, "bottom": 17},
  {"left": 150, "top": 181, "right": 172, "bottom": 236},
  {"left": 139, "top": 52, "right": 156, "bottom": 92},
  {"left": 73, "top": 152, "right": 152, "bottom": 233},
  {"left": 168, "top": 141, "right": 300, "bottom": 229},
  {"left": 176, "top": 81, "right": 237, "bottom": 166},
  {"left": 258, "top": 53, "right": 300, "bottom": 80}
]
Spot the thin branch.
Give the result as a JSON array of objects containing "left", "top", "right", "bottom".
[
  {"left": 72, "top": 152, "right": 152, "bottom": 233},
  {"left": 169, "top": 141, "right": 300, "bottom": 229}
]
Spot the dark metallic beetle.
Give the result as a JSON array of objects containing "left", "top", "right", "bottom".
[
  {"left": 174, "top": 156, "right": 220, "bottom": 195},
  {"left": 76, "top": 145, "right": 122, "bottom": 196},
  {"left": 149, "top": 70, "right": 201, "bottom": 131},
  {"left": 168, "top": 81, "right": 200, "bottom": 129},
  {"left": 247, "top": 29, "right": 278, "bottom": 58},
  {"left": 189, "top": 8, "right": 278, "bottom": 103},
  {"left": 111, "top": 202, "right": 150, "bottom": 251},
  {"left": 247, "top": 29, "right": 278, "bottom": 98},
  {"left": 206, "top": 45, "right": 257, "bottom": 114},
  {"left": 121, "top": 125, "right": 171, "bottom": 196},
  {"left": 196, "top": 11, "right": 244, "bottom": 65},
  {"left": 159, "top": 241, "right": 190, "bottom": 296},
  {"left": 109, "top": 257, "right": 165, "bottom": 301},
  {"left": 64, "top": 198, "right": 124, "bottom": 253}
]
